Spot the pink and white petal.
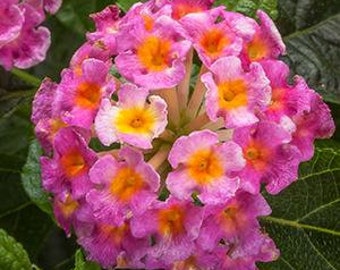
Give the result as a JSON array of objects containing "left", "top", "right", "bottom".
[
  {"left": 119, "top": 147, "right": 144, "bottom": 167},
  {"left": 134, "top": 159, "right": 160, "bottom": 191},
  {"left": 13, "top": 26, "right": 51, "bottom": 69},
  {"left": 43, "top": 0, "right": 62, "bottom": 14},
  {"left": 133, "top": 59, "right": 186, "bottom": 89},
  {"left": 95, "top": 99, "right": 119, "bottom": 146},
  {"left": 257, "top": 10, "right": 286, "bottom": 56},
  {"left": 31, "top": 77, "right": 58, "bottom": 125},
  {"left": 168, "top": 130, "right": 218, "bottom": 168},
  {"left": 265, "top": 145, "right": 301, "bottom": 194},
  {"left": 118, "top": 133, "right": 153, "bottom": 149},
  {"left": 209, "top": 56, "right": 244, "bottom": 81},
  {"left": 222, "top": 11, "right": 257, "bottom": 40},
  {"left": 89, "top": 155, "right": 120, "bottom": 186},
  {"left": 166, "top": 169, "right": 197, "bottom": 200},
  {"left": 130, "top": 191, "right": 158, "bottom": 216},
  {"left": 148, "top": 95, "right": 168, "bottom": 134},
  {"left": 199, "top": 176, "right": 239, "bottom": 204},
  {"left": 219, "top": 141, "right": 246, "bottom": 172},
  {"left": 0, "top": 4, "right": 24, "bottom": 47},
  {"left": 224, "top": 107, "right": 258, "bottom": 128},
  {"left": 40, "top": 156, "right": 64, "bottom": 193},
  {"left": 118, "top": 83, "right": 149, "bottom": 108},
  {"left": 82, "top": 58, "right": 110, "bottom": 84},
  {"left": 115, "top": 51, "right": 144, "bottom": 82},
  {"left": 62, "top": 106, "right": 96, "bottom": 129}
]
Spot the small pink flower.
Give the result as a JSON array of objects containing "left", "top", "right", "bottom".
[
  {"left": 56, "top": 58, "right": 116, "bottom": 129},
  {"left": 241, "top": 10, "right": 285, "bottom": 64},
  {"left": 86, "top": 147, "right": 160, "bottom": 226},
  {"left": 233, "top": 122, "right": 301, "bottom": 194},
  {"left": 167, "top": 130, "right": 245, "bottom": 204},
  {"left": 115, "top": 14, "right": 191, "bottom": 89},
  {"left": 131, "top": 197, "right": 204, "bottom": 266},
  {"left": 95, "top": 83, "right": 168, "bottom": 149},
  {"left": 180, "top": 8, "right": 243, "bottom": 67},
  {"left": 41, "top": 127, "right": 97, "bottom": 198},
  {"left": 202, "top": 56, "right": 271, "bottom": 128},
  {"left": 0, "top": 2, "right": 50, "bottom": 70}
]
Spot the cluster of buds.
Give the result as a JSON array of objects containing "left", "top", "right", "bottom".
[
  {"left": 0, "top": 0, "right": 62, "bottom": 70},
  {"left": 31, "top": 0, "right": 335, "bottom": 269}
]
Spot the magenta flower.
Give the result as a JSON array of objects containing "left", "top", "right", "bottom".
[
  {"left": 180, "top": 8, "right": 243, "bottom": 67},
  {"left": 31, "top": 1, "right": 335, "bottom": 268},
  {"left": 202, "top": 56, "right": 271, "bottom": 128},
  {"left": 233, "top": 122, "right": 301, "bottom": 194},
  {"left": 86, "top": 147, "right": 160, "bottom": 226},
  {"left": 56, "top": 58, "right": 116, "bottom": 129},
  {"left": 167, "top": 129, "right": 245, "bottom": 204},
  {"left": 131, "top": 197, "right": 204, "bottom": 266},
  {"left": 115, "top": 14, "right": 191, "bottom": 89},
  {"left": 40, "top": 127, "right": 97, "bottom": 199}
]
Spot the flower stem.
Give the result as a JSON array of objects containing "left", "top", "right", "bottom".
[
  {"left": 148, "top": 145, "right": 171, "bottom": 171},
  {"left": 155, "top": 88, "right": 180, "bottom": 127},
  {"left": 202, "top": 118, "right": 224, "bottom": 131},
  {"left": 11, "top": 68, "right": 41, "bottom": 87},
  {"left": 186, "top": 65, "right": 208, "bottom": 119},
  {"left": 216, "top": 129, "right": 233, "bottom": 142},
  {"left": 186, "top": 112, "right": 210, "bottom": 131},
  {"left": 177, "top": 48, "right": 193, "bottom": 111}
]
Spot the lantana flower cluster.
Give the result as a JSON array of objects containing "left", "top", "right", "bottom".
[
  {"left": 32, "top": 0, "right": 335, "bottom": 269},
  {"left": 0, "top": 0, "right": 62, "bottom": 70}
]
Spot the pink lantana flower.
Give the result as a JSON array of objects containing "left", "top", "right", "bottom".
[
  {"left": 131, "top": 197, "right": 204, "bottom": 266},
  {"left": 0, "top": 1, "right": 50, "bottom": 70},
  {"left": 167, "top": 130, "right": 245, "bottom": 204},
  {"left": 40, "top": 127, "right": 97, "bottom": 199},
  {"left": 115, "top": 14, "right": 191, "bottom": 89},
  {"left": 95, "top": 83, "right": 168, "bottom": 149},
  {"left": 233, "top": 122, "right": 301, "bottom": 194},
  {"left": 241, "top": 10, "right": 286, "bottom": 64},
  {"left": 202, "top": 56, "right": 271, "bottom": 128},
  {"left": 180, "top": 7, "right": 243, "bottom": 67},
  {"left": 53, "top": 191, "right": 80, "bottom": 236},
  {"left": 86, "top": 147, "right": 160, "bottom": 226},
  {"left": 75, "top": 205, "right": 149, "bottom": 269},
  {"left": 260, "top": 60, "right": 311, "bottom": 128},
  {"left": 291, "top": 92, "right": 335, "bottom": 161},
  {"left": 56, "top": 58, "right": 116, "bottom": 129},
  {"left": 0, "top": 0, "right": 24, "bottom": 48},
  {"left": 197, "top": 191, "right": 279, "bottom": 268}
]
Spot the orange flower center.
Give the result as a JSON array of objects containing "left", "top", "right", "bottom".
[
  {"left": 247, "top": 34, "right": 269, "bottom": 61},
  {"left": 172, "top": 4, "right": 203, "bottom": 20},
  {"left": 187, "top": 149, "right": 223, "bottom": 185},
  {"left": 60, "top": 150, "right": 87, "bottom": 178},
  {"left": 109, "top": 167, "right": 145, "bottom": 201},
  {"left": 75, "top": 82, "right": 101, "bottom": 109},
  {"left": 269, "top": 88, "right": 286, "bottom": 111},
  {"left": 99, "top": 223, "right": 129, "bottom": 245},
  {"left": 59, "top": 194, "right": 79, "bottom": 218},
  {"left": 218, "top": 79, "right": 248, "bottom": 109},
  {"left": 158, "top": 205, "right": 185, "bottom": 237},
  {"left": 244, "top": 142, "right": 270, "bottom": 171},
  {"left": 200, "top": 28, "right": 230, "bottom": 58},
  {"left": 137, "top": 35, "right": 172, "bottom": 72}
]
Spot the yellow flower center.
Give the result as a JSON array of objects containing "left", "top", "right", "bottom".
[
  {"left": 75, "top": 82, "right": 101, "bottom": 109},
  {"left": 200, "top": 28, "right": 230, "bottom": 58},
  {"left": 110, "top": 167, "right": 145, "bottom": 201},
  {"left": 114, "top": 106, "right": 156, "bottom": 135},
  {"left": 218, "top": 79, "right": 248, "bottom": 109},
  {"left": 247, "top": 34, "right": 269, "bottom": 61},
  {"left": 137, "top": 35, "right": 172, "bottom": 72},
  {"left": 60, "top": 150, "right": 87, "bottom": 178},
  {"left": 187, "top": 149, "right": 223, "bottom": 185},
  {"left": 158, "top": 205, "right": 185, "bottom": 237}
]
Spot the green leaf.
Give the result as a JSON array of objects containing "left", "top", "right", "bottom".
[
  {"left": 260, "top": 144, "right": 340, "bottom": 269},
  {"left": 214, "top": 0, "right": 278, "bottom": 19},
  {"left": 73, "top": 249, "right": 101, "bottom": 270},
  {"left": 21, "top": 140, "right": 53, "bottom": 216},
  {"left": 282, "top": 14, "right": 340, "bottom": 105},
  {"left": 0, "top": 105, "right": 53, "bottom": 260},
  {"left": 115, "top": 0, "right": 141, "bottom": 12},
  {"left": 0, "top": 228, "right": 32, "bottom": 270}
]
